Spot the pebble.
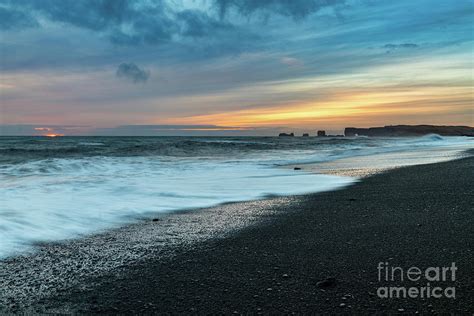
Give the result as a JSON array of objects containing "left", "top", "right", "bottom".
[{"left": 316, "top": 277, "right": 337, "bottom": 288}]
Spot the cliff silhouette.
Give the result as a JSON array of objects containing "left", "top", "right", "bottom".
[{"left": 344, "top": 125, "right": 474, "bottom": 137}]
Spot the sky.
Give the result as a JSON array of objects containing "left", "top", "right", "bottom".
[{"left": 0, "top": 0, "right": 473, "bottom": 136}]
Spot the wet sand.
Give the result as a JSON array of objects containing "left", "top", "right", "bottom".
[{"left": 1, "top": 153, "right": 473, "bottom": 313}]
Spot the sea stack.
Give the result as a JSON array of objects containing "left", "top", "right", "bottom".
[
  {"left": 279, "top": 132, "right": 295, "bottom": 137},
  {"left": 317, "top": 130, "right": 326, "bottom": 137}
]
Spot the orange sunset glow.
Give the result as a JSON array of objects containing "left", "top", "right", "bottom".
[{"left": 163, "top": 86, "right": 473, "bottom": 129}]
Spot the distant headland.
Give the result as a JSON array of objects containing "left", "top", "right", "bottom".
[
  {"left": 279, "top": 125, "right": 474, "bottom": 137},
  {"left": 344, "top": 125, "right": 474, "bottom": 137}
]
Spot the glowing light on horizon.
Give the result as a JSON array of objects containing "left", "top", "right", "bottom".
[
  {"left": 162, "top": 85, "right": 472, "bottom": 128},
  {"left": 44, "top": 134, "right": 65, "bottom": 137}
]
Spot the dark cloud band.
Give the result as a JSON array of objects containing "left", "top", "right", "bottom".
[{"left": 214, "top": 0, "right": 345, "bottom": 19}]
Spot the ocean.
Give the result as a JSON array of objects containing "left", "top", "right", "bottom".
[{"left": 0, "top": 135, "right": 471, "bottom": 258}]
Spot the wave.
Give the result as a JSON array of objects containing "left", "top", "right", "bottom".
[
  {"left": 415, "top": 133, "right": 444, "bottom": 141},
  {"left": 78, "top": 142, "right": 105, "bottom": 146},
  {"left": 0, "top": 156, "right": 355, "bottom": 258},
  {"left": 0, "top": 135, "right": 471, "bottom": 258}
]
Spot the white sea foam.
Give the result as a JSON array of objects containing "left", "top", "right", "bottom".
[
  {"left": 0, "top": 157, "right": 355, "bottom": 258},
  {"left": 0, "top": 135, "right": 471, "bottom": 258}
]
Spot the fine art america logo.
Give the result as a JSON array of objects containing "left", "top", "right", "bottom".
[{"left": 377, "top": 262, "right": 457, "bottom": 299}]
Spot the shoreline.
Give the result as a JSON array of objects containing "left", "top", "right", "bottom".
[
  {"left": 1, "top": 152, "right": 473, "bottom": 313},
  {"left": 286, "top": 146, "right": 472, "bottom": 178},
  {"left": 0, "top": 195, "right": 303, "bottom": 311}
]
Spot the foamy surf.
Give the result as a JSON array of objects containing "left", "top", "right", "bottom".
[{"left": 0, "top": 135, "right": 471, "bottom": 258}]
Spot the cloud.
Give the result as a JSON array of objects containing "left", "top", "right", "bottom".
[
  {"left": 214, "top": 0, "right": 345, "bottom": 19},
  {"left": 0, "top": 6, "right": 39, "bottom": 30},
  {"left": 1, "top": 0, "right": 346, "bottom": 45},
  {"left": 177, "top": 9, "right": 234, "bottom": 37},
  {"left": 0, "top": 0, "right": 246, "bottom": 45},
  {"left": 10, "top": 0, "right": 134, "bottom": 30},
  {"left": 116, "top": 63, "right": 150, "bottom": 83},
  {"left": 3, "top": 0, "right": 178, "bottom": 45}
]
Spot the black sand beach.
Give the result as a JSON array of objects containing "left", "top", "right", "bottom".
[{"left": 2, "top": 155, "right": 473, "bottom": 314}]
